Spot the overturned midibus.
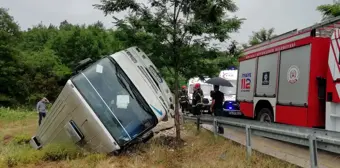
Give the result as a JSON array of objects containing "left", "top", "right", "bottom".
[{"left": 30, "top": 47, "right": 173, "bottom": 153}]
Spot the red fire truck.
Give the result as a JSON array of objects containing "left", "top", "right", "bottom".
[{"left": 236, "top": 16, "right": 340, "bottom": 132}]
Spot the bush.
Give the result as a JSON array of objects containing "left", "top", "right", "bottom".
[
  {"left": 2, "top": 143, "right": 86, "bottom": 167},
  {"left": 5, "top": 145, "right": 43, "bottom": 167},
  {"left": 12, "top": 134, "right": 31, "bottom": 145},
  {"left": 84, "top": 153, "right": 107, "bottom": 165},
  {"left": 42, "top": 143, "right": 85, "bottom": 161}
]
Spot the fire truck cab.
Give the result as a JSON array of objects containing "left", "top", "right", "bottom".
[{"left": 237, "top": 16, "right": 340, "bottom": 132}]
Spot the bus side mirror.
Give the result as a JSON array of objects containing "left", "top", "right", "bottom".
[{"left": 73, "top": 58, "right": 94, "bottom": 74}]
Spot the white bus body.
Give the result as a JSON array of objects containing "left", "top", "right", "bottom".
[
  {"left": 124, "top": 47, "right": 174, "bottom": 117},
  {"left": 30, "top": 47, "right": 170, "bottom": 154}
]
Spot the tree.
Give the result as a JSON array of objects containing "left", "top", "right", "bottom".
[
  {"left": 0, "top": 8, "right": 25, "bottom": 105},
  {"left": 0, "top": 9, "right": 128, "bottom": 107},
  {"left": 248, "top": 28, "right": 275, "bottom": 46},
  {"left": 94, "top": 0, "right": 244, "bottom": 140},
  {"left": 317, "top": 3, "right": 340, "bottom": 20},
  {"left": 20, "top": 49, "right": 71, "bottom": 104}
]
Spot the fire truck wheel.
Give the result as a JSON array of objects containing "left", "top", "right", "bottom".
[{"left": 257, "top": 108, "right": 274, "bottom": 123}]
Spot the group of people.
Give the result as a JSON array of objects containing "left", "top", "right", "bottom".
[
  {"left": 179, "top": 83, "right": 225, "bottom": 117},
  {"left": 180, "top": 83, "right": 225, "bottom": 133}
]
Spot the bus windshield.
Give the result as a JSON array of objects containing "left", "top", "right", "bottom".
[{"left": 71, "top": 57, "right": 157, "bottom": 146}]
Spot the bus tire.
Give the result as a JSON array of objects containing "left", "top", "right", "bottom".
[{"left": 256, "top": 108, "right": 274, "bottom": 123}]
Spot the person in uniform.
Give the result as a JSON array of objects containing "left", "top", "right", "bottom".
[
  {"left": 179, "top": 85, "right": 189, "bottom": 112},
  {"left": 192, "top": 83, "right": 203, "bottom": 116}
]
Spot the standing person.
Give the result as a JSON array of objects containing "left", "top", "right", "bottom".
[
  {"left": 210, "top": 85, "right": 224, "bottom": 116},
  {"left": 210, "top": 85, "right": 224, "bottom": 133},
  {"left": 179, "top": 85, "right": 189, "bottom": 113},
  {"left": 192, "top": 83, "right": 203, "bottom": 116},
  {"left": 36, "top": 97, "right": 50, "bottom": 126},
  {"left": 210, "top": 90, "right": 215, "bottom": 115}
]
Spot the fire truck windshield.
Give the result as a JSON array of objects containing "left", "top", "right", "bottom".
[{"left": 71, "top": 57, "right": 157, "bottom": 146}]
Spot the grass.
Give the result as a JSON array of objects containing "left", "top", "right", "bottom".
[
  {"left": 0, "top": 107, "right": 36, "bottom": 122},
  {"left": 0, "top": 107, "right": 299, "bottom": 168}
]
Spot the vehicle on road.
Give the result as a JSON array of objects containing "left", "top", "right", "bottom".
[
  {"left": 219, "top": 68, "right": 241, "bottom": 115},
  {"left": 236, "top": 16, "right": 340, "bottom": 132},
  {"left": 30, "top": 47, "right": 171, "bottom": 154}
]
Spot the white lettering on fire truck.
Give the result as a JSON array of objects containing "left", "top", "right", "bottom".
[
  {"left": 246, "top": 42, "right": 296, "bottom": 59},
  {"left": 241, "top": 73, "right": 251, "bottom": 92},
  {"left": 287, "top": 65, "right": 299, "bottom": 84}
]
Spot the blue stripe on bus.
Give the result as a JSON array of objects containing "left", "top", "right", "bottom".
[{"left": 150, "top": 105, "right": 163, "bottom": 116}]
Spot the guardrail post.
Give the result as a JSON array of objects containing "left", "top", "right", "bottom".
[
  {"left": 308, "top": 135, "right": 318, "bottom": 168},
  {"left": 213, "top": 118, "right": 218, "bottom": 137},
  {"left": 196, "top": 116, "right": 200, "bottom": 131},
  {"left": 181, "top": 112, "right": 185, "bottom": 124},
  {"left": 245, "top": 125, "right": 252, "bottom": 159}
]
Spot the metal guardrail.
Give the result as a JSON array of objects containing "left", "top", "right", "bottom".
[{"left": 183, "top": 115, "right": 340, "bottom": 168}]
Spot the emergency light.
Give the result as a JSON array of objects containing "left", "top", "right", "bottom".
[
  {"left": 226, "top": 66, "right": 237, "bottom": 70},
  {"left": 223, "top": 101, "right": 239, "bottom": 111}
]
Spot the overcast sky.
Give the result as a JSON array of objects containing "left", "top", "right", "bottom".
[{"left": 0, "top": 0, "right": 334, "bottom": 45}]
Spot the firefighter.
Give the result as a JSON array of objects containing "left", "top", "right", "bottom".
[
  {"left": 179, "top": 85, "right": 188, "bottom": 112},
  {"left": 192, "top": 83, "right": 204, "bottom": 116}
]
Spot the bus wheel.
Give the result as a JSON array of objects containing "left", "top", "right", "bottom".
[{"left": 256, "top": 108, "right": 273, "bottom": 123}]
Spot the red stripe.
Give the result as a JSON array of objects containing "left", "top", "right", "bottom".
[
  {"left": 330, "top": 40, "right": 340, "bottom": 72},
  {"left": 243, "top": 78, "right": 245, "bottom": 89},
  {"left": 240, "top": 37, "right": 312, "bottom": 61},
  {"left": 334, "top": 32, "right": 340, "bottom": 51},
  {"left": 335, "top": 29, "right": 337, "bottom": 39}
]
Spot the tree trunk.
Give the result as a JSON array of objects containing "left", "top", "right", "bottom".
[
  {"left": 174, "top": 66, "right": 181, "bottom": 140},
  {"left": 173, "top": 0, "right": 181, "bottom": 141}
]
